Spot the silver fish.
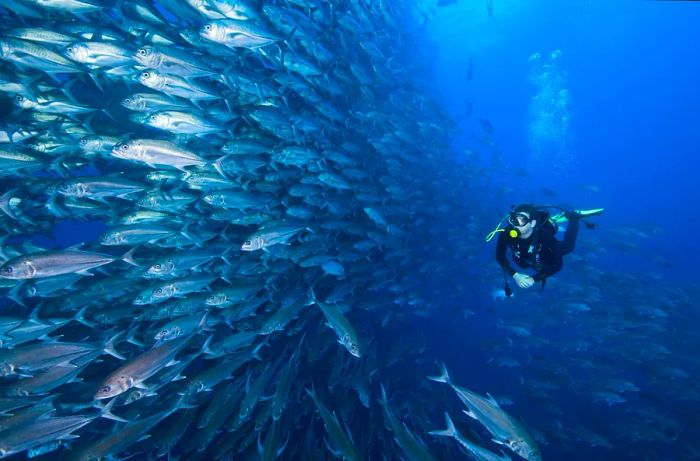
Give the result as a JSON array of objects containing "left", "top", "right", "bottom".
[
  {"left": 95, "top": 335, "right": 193, "bottom": 399},
  {"left": 200, "top": 19, "right": 281, "bottom": 49},
  {"left": 63, "top": 42, "right": 134, "bottom": 67},
  {"left": 0, "top": 249, "right": 131, "bottom": 279},
  {"left": 111, "top": 139, "right": 206, "bottom": 170},
  {"left": 428, "top": 364, "right": 541, "bottom": 461},
  {"left": 430, "top": 412, "right": 512, "bottom": 461},
  {"left": 0, "top": 38, "right": 81, "bottom": 73}
]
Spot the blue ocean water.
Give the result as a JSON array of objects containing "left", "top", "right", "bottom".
[
  {"left": 427, "top": 0, "right": 700, "bottom": 280},
  {"left": 420, "top": 1, "right": 700, "bottom": 460},
  {"left": 0, "top": 1, "right": 698, "bottom": 460}
]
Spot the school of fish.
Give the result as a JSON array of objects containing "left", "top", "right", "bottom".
[
  {"left": 0, "top": 0, "right": 515, "bottom": 459},
  {"left": 1, "top": 0, "right": 699, "bottom": 460}
]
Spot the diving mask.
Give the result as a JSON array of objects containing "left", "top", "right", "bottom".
[{"left": 508, "top": 213, "right": 531, "bottom": 227}]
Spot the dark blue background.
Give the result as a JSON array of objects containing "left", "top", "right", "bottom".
[{"left": 427, "top": 0, "right": 699, "bottom": 282}]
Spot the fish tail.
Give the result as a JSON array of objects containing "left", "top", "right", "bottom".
[
  {"left": 251, "top": 340, "right": 267, "bottom": 361},
  {"left": 96, "top": 398, "right": 128, "bottom": 422},
  {"left": 121, "top": 246, "right": 140, "bottom": 266},
  {"left": 199, "top": 334, "right": 214, "bottom": 356},
  {"left": 429, "top": 412, "right": 457, "bottom": 438},
  {"left": 103, "top": 331, "right": 126, "bottom": 360},
  {"left": 75, "top": 306, "right": 96, "bottom": 328},
  {"left": 427, "top": 362, "right": 451, "bottom": 384}
]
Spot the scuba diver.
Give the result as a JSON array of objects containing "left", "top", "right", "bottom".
[{"left": 486, "top": 204, "right": 603, "bottom": 295}]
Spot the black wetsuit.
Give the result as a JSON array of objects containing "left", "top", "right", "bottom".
[{"left": 496, "top": 217, "right": 579, "bottom": 282}]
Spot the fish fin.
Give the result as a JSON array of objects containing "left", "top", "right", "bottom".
[
  {"left": 125, "top": 327, "right": 145, "bottom": 348},
  {"left": 379, "top": 383, "right": 389, "bottom": 407},
  {"left": 103, "top": 331, "right": 126, "bottom": 360},
  {"left": 26, "top": 305, "right": 45, "bottom": 324},
  {"left": 96, "top": 398, "right": 128, "bottom": 422},
  {"left": 194, "top": 333, "right": 211, "bottom": 353},
  {"left": 323, "top": 439, "right": 343, "bottom": 459},
  {"left": 486, "top": 392, "right": 501, "bottom": 407},
  {"left": 427, "top": 362, "right": 450, "bottom": 384},
  {"left": 251, "top": 340, "right": 267, "bottom": 361},
  {"left": 201, "top": 336, "right": 218, "bottom": 358},
  {"left": 429, "top": 412, "right": 457, "bottom": 438},
  {"left": 343, "top": 419, "right": 356, "bottom": 445},
  {"left": 121, "top": 246, "right": 140, "bottom": 266},
  {"left": 75, "top": 306, "right": 96, "bottom": 328},
  {"left": 212, "top": 154, "right": 232, "bottom": 178},
  {"left": 257, "top": 428, "right": 264, "bottom": 455},
  {"left": 492, "top": 438, "right": 505, "bottom": 446},
  {"left": 197, "top": 311, "right": 211, "bottom": 331},
  {"left": 6, "top": 282, "right": 27, "bottom": 308},
  {"left": 463, "top": 409, "right": 478, "bottom": 420}
]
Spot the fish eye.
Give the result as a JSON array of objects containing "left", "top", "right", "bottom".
[
  {"left": 100, "top": 385, "right": 111, "bottom": 393},
  {"left": 79, "top": 139, "right": 87, "bottom": 145},
  {"left": 138, "top": 48, "right": 146, "bottom": 55},
  {"left": 204, "top": 25, "right": 211, "bottom": 31},
  {"left": 154, "top": 264, "right": 160, "bottom": 269},
  {"left": 67, "top": 46, "right": 73, "bottom": 53},
  {"left": 3, "top": 267, "right": 12, "bottom": 274},
  {"left": 155, "top": 288, "right": 163, "bottom": 295},
  {"left": 142, "top": 71, "right": 150, "bottom": 78},
  {"left": 120, "top": 144, "right": 129, "bottom": 150}
]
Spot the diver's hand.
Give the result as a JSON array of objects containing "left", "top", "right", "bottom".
[{"left": 513, "top": 273, "right": 535, "bottom": 288}]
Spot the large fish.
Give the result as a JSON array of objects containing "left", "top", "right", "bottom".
[
  {"left": 0, "top": 249, "right": 135, "bottom": 279},
  {"left": 0, "top": 342, "right": 97, "bottom": 377},
  {"left": 430, "top": 412, "right": 512, "bottom": 461},
  {"left": 95, "top": 335, "right": 194, "bottom": 399},
  {"left": 428, "top": 364, "right": 541, "bottom": 461},
  {"left": 305, "top": 386, "right": 361, "bottom": 461},
  {"left": 380, "top": 384, "right": 437, "bottom": 461},
  {"left": 241, "top": 223, "right": 308, "bottom": 251},
  {"left": 314, "top": 295, "right": 362, "bottom": 358},
  {"left": 0, "top": 414, "right": 97, "bottom": 459},
  {"left": 0, "top": 37, "right": 81, "bottom": 73},
  {"left": 111, "top": 139, "right": 206, "bottom": 170}
]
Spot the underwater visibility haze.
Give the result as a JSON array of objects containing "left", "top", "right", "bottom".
[{"left": 0, "top": 0, "right": 698, "bottom": 460}]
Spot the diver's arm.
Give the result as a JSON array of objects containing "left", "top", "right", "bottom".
[{"left": 496, "top": 232, "right": 516, "bottom": 276}]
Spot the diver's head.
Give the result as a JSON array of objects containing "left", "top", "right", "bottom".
[{"left": 508, "top": 204, "right": 538, "bottom": 239}]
